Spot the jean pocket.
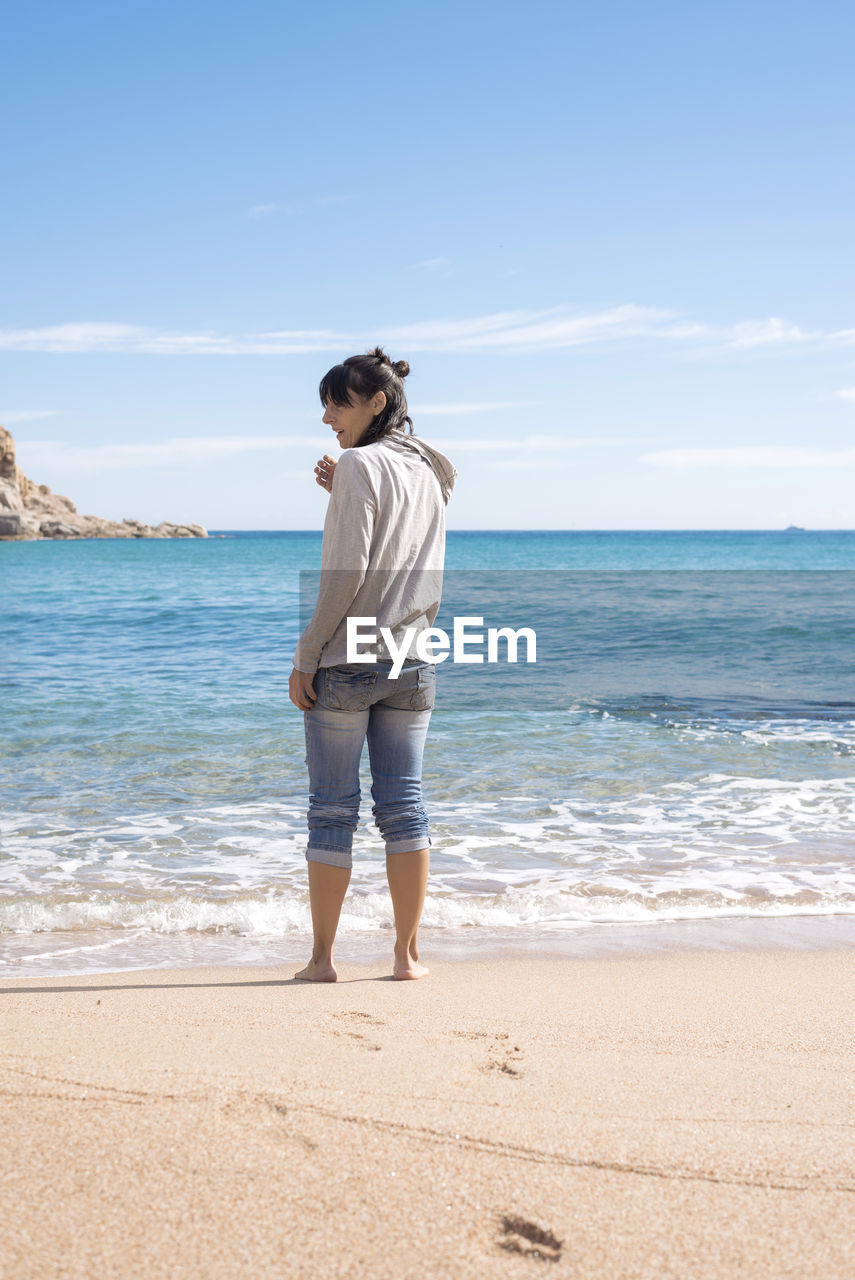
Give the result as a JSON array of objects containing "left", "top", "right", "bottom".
[
  {"left": 323, "top": 666, "right": 377, "bottom": 712},
  {"left": 409, "top": 664, "right": 437, "bottom": 711}
]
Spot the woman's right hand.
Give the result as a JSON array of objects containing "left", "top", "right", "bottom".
[{"left": 314, "top": 454, "right": 337, "bottom": 493}]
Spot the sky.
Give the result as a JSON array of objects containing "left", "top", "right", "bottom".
[{"left": 2, "top": 0, "right": 854, "bottom": 530}]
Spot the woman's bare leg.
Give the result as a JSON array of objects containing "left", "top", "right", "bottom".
[
  {"left": 386, "top": 848, "right": 430, "bottom": 980},
  {"left": 295, "top": 861, "right": 351, "bottom": 982}
]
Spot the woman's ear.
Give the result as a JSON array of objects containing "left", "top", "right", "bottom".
[{"left": 373, "top": 390, "right": 387, "bottom": 415}]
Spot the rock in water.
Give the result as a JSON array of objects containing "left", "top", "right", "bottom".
[{"left": 0, "top": 426, "right": 207, "bottom": 540}]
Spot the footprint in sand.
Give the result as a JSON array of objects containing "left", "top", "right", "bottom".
[
  {"left": 344, "top": 1031, "right": 381, "bottom": 1050},
  {"left": 332, "top": 1010, "right": 385, "bottom": 1050},
  {"left": 333, "top": 1011, "right": 386, "bottom": 1028},
  {"left": 497, "top": 1215, "right": 562, "bottom": 1263},
  {"left": 482, "top": 1033, "right": 524, "bottom": 1078},
  {"left": 262, "top": 1099, "right": 318, "bottom": 1150}
]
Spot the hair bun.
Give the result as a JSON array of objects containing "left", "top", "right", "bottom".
[{"left": 367, "top": 346, "right": 409, "bottom": 379}]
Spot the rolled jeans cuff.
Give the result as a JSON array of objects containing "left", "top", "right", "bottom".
[
  {"left": 305, "top": 844, "right": 352, "bottom": 869},
  {"left": 385, "top": 834, "right": 432, "bottom": 855}
]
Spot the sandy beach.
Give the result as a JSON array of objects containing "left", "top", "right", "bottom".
[{"left": 1, "top": 947, "right": 853, "bottom": 1279}]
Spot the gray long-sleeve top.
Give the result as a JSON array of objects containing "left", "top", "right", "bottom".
[{"left": 292, "top": 428, "right": 458, "bottom": 673}]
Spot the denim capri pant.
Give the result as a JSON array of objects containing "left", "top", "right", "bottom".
[{"left": 303, "top": 658, "right": 436, "bottom": 868}]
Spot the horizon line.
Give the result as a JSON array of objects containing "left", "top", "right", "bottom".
[{"left": 205, "top": 527, "right": 855, "bottom": 534}]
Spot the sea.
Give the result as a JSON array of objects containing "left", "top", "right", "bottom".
[{"left": 3, "top": 530, "right": 855, "bottom": 977}]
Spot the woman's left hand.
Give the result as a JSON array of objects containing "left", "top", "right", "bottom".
[
  {"left": 289, "top": 668, "right": 318, "bottom": 711},
  {"left": 314, "top": 454, "right": 336, "bottom": 493}
]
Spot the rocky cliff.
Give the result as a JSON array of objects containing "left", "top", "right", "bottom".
[{"left": 0, "top": 426, "right": 207, "bottom": 540}]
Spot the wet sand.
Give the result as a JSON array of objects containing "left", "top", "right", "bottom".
[{"left": 1, "top": 949, "right": 853, "bottom": 1278}]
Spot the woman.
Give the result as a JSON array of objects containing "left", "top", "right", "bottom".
[{"left": 289, "top": 348, "right": 457, "bottom": 983}]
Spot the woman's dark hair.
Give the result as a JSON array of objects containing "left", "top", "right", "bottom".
[{"left": 319, "top": 346, "right": 413, "bottom": 446}]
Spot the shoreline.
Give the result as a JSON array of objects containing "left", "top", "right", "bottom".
[
  {"left": 3, "top": 911, "right": 853, "bottom": 981},
  {"left": 2, "top": 947, "right": 853, "bottom": 1278}
]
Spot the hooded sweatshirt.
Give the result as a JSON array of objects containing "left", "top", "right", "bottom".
[{"left": 292, "top": 428, "right": 458, "bottom": 673}]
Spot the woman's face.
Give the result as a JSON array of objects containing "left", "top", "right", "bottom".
[{"left": 322, "top": 388, "right": 386, "bottom": 450}]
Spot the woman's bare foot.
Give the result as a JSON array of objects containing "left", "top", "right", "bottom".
[
  {"left": 295, "top": 957, "right": 338, "bottom": 982},
  {"left": 393, "top": 944, "right": 429, "bottom": 981}
]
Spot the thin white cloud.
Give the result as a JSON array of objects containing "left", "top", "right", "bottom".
[
  {"left": 384, "top": 304, "right": 680, "bottom": 350},
  {"left": 722, "top": 318, "right": 815, "bottom": 348},
  {"left": 411, "top": 401, "right": 537, "bottom": 415},
  {"left": 412, "top": 257, "right": 451, "bottom": 271},
  {"left": 248, "top": 203, "right": 279, "bottom": 218},
  {"left": 641, "top": 445, "right": 855, "bottom": 469},
  {"left": 0, "top": 409, "right": 60, "bottom": 423},
  {"left": 486, "top": 456, "right": 572, "bottom": 471},
  {"left": 0, "top": 324, "right": 169, "bottom": 353},
  {"left": 0, "top": 323, "right": 310, "bottom": 355},
  {"left": 0, "top": 323, "right": 291, "bottom": 354},
  {"left": 419, "top": 433, "right": 633, "bottom": 453},
  {"left": 17, "top": 431, "right": 623, "bottom": 475},
  {"left": 1, "top": 305, "right": 853, "bottom": 356},
  {"left": 835, "top": 387, "right": 855, "bottom": 402},
  {"left": 17, "top": 435, "right": 324, "bottom": 474}
]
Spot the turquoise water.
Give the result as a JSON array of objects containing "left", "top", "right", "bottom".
[{"left": 2, "top": 531, "right": 854, "bottom": 975}]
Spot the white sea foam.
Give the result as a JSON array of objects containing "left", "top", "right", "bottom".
[
  {"left": 1, "top": 883, "right": 852, "bottom": 954},
  {"left": 2, "top": 768, "right": 855, "bottom": 953}
]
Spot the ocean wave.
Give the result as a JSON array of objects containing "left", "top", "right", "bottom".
[{"left": 2, "top": 877, "right": 854, "bottom": 945}]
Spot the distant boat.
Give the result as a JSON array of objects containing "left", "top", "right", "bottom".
[{"left": 784, "top": 524, "right": 806, "bottom": 532}]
